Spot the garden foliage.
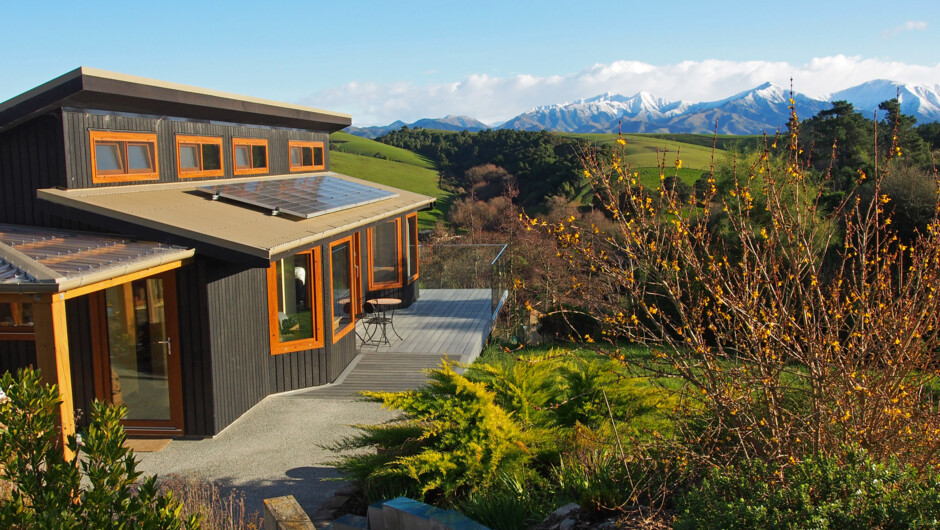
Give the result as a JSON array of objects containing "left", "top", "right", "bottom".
[{"left": 0, "top": 368, "right": 199, "bottom": 529}]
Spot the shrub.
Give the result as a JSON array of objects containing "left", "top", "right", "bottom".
[
  {"left": 157, "top": 475, "right": 262, "bottom": 530},
  {"left": 0, "top": 368, "right": 199, "bottom": 529},
  {"left": 677, "top": 447, "right": 940, "bottom": 529}
]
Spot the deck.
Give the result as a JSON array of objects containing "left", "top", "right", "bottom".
[{"left": 287, "top": 288, "right": 494, "bottom": 399}]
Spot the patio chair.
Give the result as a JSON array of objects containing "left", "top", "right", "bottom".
[{"left": 362, "top": 301, "right": 392, "bottom": 345}]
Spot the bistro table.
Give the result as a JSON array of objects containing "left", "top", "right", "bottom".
[{"left": 365, "top": 297, "right": 402, "bottom": 344}]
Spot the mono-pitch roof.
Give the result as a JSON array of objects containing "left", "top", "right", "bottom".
[
  {"left": 0, "top": 224, "right": 195, "bottom": 294},
  {"left": 0, "top": 67, "right": 351, "bottom": 134},
  {"left": 37, "top": 173, "right": 435, "bottom": 264}
]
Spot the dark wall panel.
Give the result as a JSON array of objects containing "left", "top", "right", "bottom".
[
  {"left": 203, "top": 258, "right": 269, "bottom": 434},
  {"left": 0, "top": 112, "right": 69, "bottom": 227},
  {"left": 0, "top": 340, "right": 36, "bottom": 377},
  {"left": 62, "top": 110, "right": 329, "bottom": 190},
  {"left": 176, "top": 262, "right": 214, "bottom": 436}
]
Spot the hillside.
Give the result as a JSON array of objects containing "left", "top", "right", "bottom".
[
  {"left": 565, "top": 133, "right": 724, "bottom": 170},
  {"left": 328, "top": 149, "right": 451, "bottom": 230},
  {"left": 331, "top": 131, "right": 436, "bottom": 169}
]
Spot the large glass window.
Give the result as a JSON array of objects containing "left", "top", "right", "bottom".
[
  {"left": 233, "top": 138, "right": 269, "bottom": 175},
  {"left": 330, "top": 236, "right": 359, "bottom": 342},
  {"left": 267, "top": 248, "right": 323, "bottom": 354},
  {"left": 176, "top": 135, "right": 223, "bottom": 178},
  {"left": 0, "top": 302, "right": 34, "bottom": 340},
  {"left": 405, "top": 213, "right": 419, "bottom": 282},
  {"left": 368, "top": 219, "right": 402, "bottom": 290},
  {"left": 289, "top": 141, "right": 326, "bottom": 172},
  {"left": 89, "top": 131, "right": 159, "bottom": 183}
]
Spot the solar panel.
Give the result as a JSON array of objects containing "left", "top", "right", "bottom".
[{"left": 198, "top": 175, "right": 398, "bottom": 219}]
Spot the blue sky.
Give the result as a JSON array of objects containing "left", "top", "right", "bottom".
[{"left": 2, "top": 0, "right": 938, "bottom": 125}]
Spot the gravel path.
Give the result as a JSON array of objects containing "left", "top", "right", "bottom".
[{"left": 135, "top": 394, "right": 396, "bottom": 521}]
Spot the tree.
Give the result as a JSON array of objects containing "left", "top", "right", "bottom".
[
  {"left": 0, "top": 368, "right": 199, "bottom": 529},
  {"left": 531, "top": 127, "right": 940, "bottom": 468}
]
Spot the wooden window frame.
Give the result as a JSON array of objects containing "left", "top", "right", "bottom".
[
  {"left": 367, "top": 218, "right": 403, "bottom": 290},
  {"left": 288, "top": 140, "right": 326, "bottom": 172},
  {"left": 329, "top": 236, "right": 359, "bottom": 343},
  {"left": 405, "top": 213, "right": 419, "bottom": 283},
  {"left": 232, "top": 138, "right": 269, "bottom": 175},
  {"left": 0, "top": 302, "right": 35, "bottom": 341},
  {"left": 267, "top": 248, "right": 324, "bottom": 355},
  {"left": 176, "top": 135, "right": 224, "bottom": 178},
  {"left": 89, "top": 131, "right": 159, "bottom": 183}
]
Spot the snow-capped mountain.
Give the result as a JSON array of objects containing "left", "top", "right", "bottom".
[
  {"left": 829, "top": 80, "right": 940, "bottom": 123},
  {"left": 344, "top": 81, "right": 940, "bottom": 138}
]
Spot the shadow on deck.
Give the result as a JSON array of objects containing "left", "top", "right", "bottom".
[{"left": 287, "top": 289, "right": 494, "bottom": 399}]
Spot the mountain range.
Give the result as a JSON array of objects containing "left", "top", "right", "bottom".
[{"left": 345, "top": 80, "right": 940, "bottom": 138}]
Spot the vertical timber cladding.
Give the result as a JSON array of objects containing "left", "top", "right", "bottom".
[
  {"left": 0, "top": 111, "right": 68, "bottom": 226},
  {"left": 65, "top": 297, "right": 96, "bottom": 430},
  {"left": 60, "top": 109, "right": 330, "bottom": 189},
  {"left": 176, "top": 262, "right": 214, "bottom": 436},
  {"left": 203, "top": 258, "right": 269, "bottom": 434}
]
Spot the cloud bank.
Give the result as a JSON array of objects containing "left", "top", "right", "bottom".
[{"left": 307, "top": 56, "right": 940, "bottom": 126}]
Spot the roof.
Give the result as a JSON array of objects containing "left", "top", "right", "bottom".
[
  {"left": 37, "top": 172, "right": 435, "bottom": 263},
  {"left": 0, "top": 224, "right": 195, "bottom": 294},
  {"left": 0, "top": 67, "right": 351, "bottom": 134}
]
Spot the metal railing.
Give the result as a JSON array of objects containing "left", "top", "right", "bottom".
[{"left": 418, "top": 243, "right": 509, "bottom": 322}]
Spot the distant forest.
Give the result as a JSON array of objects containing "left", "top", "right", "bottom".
[{"left": 377, "top": 128, "right": 592, "bottom": 207}]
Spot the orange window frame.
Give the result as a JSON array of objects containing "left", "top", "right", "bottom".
[
  {"left": 232, "top": 138, "right": 269, "bottom": 175},
  {"left": 329, "top": 235, "right": 360, "bottom": 343},
  {"left": 0, "top": 302, "right": 35, "bottom": 341},
  {"left": 288, "top": 140, "right": 326, "bottom": 172},
  {"left": 367, "top": 218, "right": 403, "bottom": 290},
  {"left": 405, "top": 213, "right": 419, "bottom": 283},
  {"left": 176, "top": 135, "right": 224, "bottom": 178},
  {"left": 89, "top": 131, "right": 159, "bottom": 183},
  {"left": 266, "top": 248, "right": 324, "bottom": 355}
]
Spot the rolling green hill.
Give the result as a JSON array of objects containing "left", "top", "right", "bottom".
[
  {"left": 329, "top": 150, "right": 451, "bottom": 230},
  {"left": 331, "top": 131, "right": 436, "bottom": 169},
  {"left": 561, "top": 133, "right": 722, "bottom": 170}
]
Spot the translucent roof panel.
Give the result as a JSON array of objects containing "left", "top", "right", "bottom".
[{"left": 198, "top": 174, "right": 399, "bottom": 219}]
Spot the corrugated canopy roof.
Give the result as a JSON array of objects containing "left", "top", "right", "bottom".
[
  {"left": 0, "top": 225, "right": 195, "bottom": 293},
  {"left": 0, "top": 67, "right": 352, "bottom": 134},
  {"left": 38, "top": 172, "right": 435, "bottom": 264}
]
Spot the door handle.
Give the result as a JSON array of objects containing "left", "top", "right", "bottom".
[{"left": 157, "top": 337, "right": 172, "bottom": 356}]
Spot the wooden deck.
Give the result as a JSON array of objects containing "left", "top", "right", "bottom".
[{"left": 286, "top": 289, "right": 494, "bottom": 399}]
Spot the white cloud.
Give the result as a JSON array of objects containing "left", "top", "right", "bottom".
[
  {"left": 307, "top": 56, "right": 940, "bottom": 126},
  {"left": 882, "top": 20, "right": 928, "bottom": 39}
]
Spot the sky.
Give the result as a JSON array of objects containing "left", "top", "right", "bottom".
[{"left": 1, "top": 0, "right": 938, "bottom": 126}]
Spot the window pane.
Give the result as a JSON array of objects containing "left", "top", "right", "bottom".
[
  {"left": 251, "top": 145, "right": 267, "bottom": 169},
  {"left": 95, "top": 143, "right": 124, "bottom": 172},
  {"left": 127, "top": 143, "right": 153, "bottom": 171},
  {"left": 331, "top": 242, "right": 352, "bottom": 334},
  {"left": 276, "top": 254, "right": 314, "bottom": 343},
  {"left": 235, "top": 145, "right": 250, "bottom": 168},
  {"left": 0, "top": 303, "right": 14, "bottom": 326},
  {"left": 290, "top": 146, "right": 302, "bottom": 167},
  {"left": 21, "top": 303, "right": 33, "bottom": 326},
  {"left": 301, "top": 146, "right": 313, "bottom": 167},
  {"left": 202, "top": 143, "right": 221, "bottom": 170},
  {"left": 372, "top": 220, "right": 400, "bottom": 285},
  {"left": 407, "top": 216, "right": 418, "bottom": 278},
  {"left": 313, "top": 146, "right": 324, "bottom": 167},
  {"left": 179, "top": 144, "right": 199, "bottom": 170}
]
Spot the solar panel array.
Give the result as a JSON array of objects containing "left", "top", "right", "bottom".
[{"left": 198, "top": 175, "right": 398, "bottom": 219}]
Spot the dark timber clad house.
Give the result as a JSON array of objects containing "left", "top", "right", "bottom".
[{"left": 0, "top": 68, "right": 433, "bottom": 443}]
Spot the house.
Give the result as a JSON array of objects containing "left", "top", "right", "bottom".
[{"left": 0, "top": 68, "right": 433, "bottom": 443}]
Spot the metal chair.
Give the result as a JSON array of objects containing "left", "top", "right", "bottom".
[{"left": 362, "top": 301, "right": 392, "bottom": 345}]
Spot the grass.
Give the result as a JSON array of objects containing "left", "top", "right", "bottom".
[
  {"left": 331, "top": 131, "right": 436, "bottom": 169},
  {"left": 329, "top": 150, "right": 453, "bottom": 230},
  {"left": 561, "top": 133, "right": 724, "bottom": 170}
]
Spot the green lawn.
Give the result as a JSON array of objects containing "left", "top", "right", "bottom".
[
  {"left": 329, "top": 150, "right": 452, "bottom": 230},
  {"left": 330, "top": 131, "right": 436, "bottom": 169},
  {"left": 562, "top": 132, "right": 723, "bottom": 170}
]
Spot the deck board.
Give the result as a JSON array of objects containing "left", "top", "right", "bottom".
[{"left": 284, "top": 289, "right": 494, "bottom": 399}]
